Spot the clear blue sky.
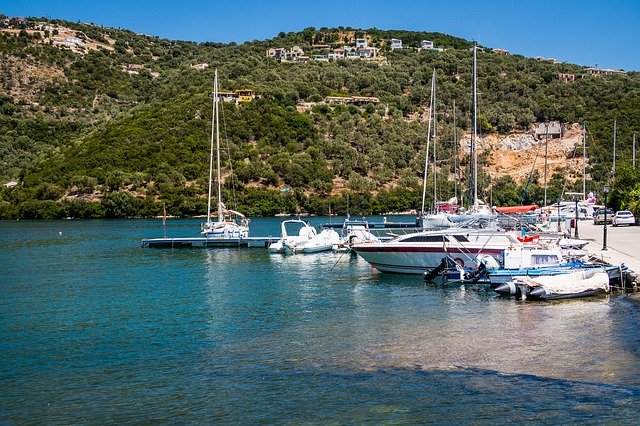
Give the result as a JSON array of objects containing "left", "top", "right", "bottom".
[{"left": 2, "top": 0, "right": 639, "bottom": 71}]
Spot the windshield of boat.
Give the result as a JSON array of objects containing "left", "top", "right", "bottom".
[{"left": 454, "top": 218, "right": 503, "bottom": 230}]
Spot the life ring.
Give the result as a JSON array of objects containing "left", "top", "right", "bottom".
[{"left": 453, "top": 257, "right": 465, "bottom": 267}]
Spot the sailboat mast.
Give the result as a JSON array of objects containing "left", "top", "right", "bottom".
[
  {"left": 215, "top": 70, "right": 223, "bottom": 222},
  {"left": 472, "top": 43, "right": 478, "bottom": 209},
  {"left": 206, "top": 74, "right": 216, "bottom": 225},
  {"left": 420, "top": 69, "right": 435, "bottom": 215},
  {"left": 453, "top": 100, "right": 458, "bottom": 204},
  {"left": 544, "top": 124, "right": 549, "bottom": 207},
  {"left": 432, "top": 70, "right": 437, "bottom": 212},
  {"left": 582, "top": 122, "right": 587, "bottom": 200}
]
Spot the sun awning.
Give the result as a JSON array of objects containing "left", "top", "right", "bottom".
[{"left": 494, "top": 205, "right": 539, "bottom": 214}]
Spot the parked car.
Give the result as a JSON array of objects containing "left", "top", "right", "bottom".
[
  {"left": 593, "top": 208, "right": 614, "bottom": 225},
  {"left": 612, "top": 210, "right": 636, "bottom": 226}
]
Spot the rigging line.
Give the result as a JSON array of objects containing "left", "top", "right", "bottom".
[
  {"left": 219, "top": 95, "right": 239, "bottom": 211},
  {"left": 331, "top": 251, "right": 347, "bottom": 270},
  {"left": 520, "top": 135, "right": 543, "bottom": 204},
  {"left": 457, "top": 227, "right": 503, "bottom": 263},
  {"left": 558, "top": 137, "right": 583, "bottom": 201}
]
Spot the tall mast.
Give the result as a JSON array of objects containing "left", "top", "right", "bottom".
[
  {"left": 453, "top": 100, "right": 458, "bottom": 203},
  {"left": 206, "top": 73, "right": 216, "bottom": 225},
  {"left": 582, "top": 122, "right": 587, "bottom": 200},
  {"left": 472, "top": 43, "right": 478, "bottom": 209},
  {"left": 544, "top": 123, "right": 549, "bottom": 207},
  {"left": 420, "top": 69, "right": 436, "bottom": 215},
  {"left": 432, "top": 69, "right": 437, "bottom": 212},
  {"left": 215, "top": 70, "right": 223, "bottom": 222}
]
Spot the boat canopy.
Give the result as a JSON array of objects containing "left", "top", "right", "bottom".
[{"left": 495, "top": 205, "right": 539, "bottom": 214}]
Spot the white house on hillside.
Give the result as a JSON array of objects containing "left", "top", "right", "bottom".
[
  {"left": 390, "top": 38, "right": 402, "bottom": 49},
  {"left": 421, "top": 40, "right": 433, "bottom": 49}
]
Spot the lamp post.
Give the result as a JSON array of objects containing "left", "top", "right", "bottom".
[
  {"left": 574, "top": 197, "right": 579, "bottom": 238},
  {"left": 602, "top": 184, "right": 610, "bottom": 251}
]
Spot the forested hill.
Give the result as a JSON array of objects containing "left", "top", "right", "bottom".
[{"left": 1, "top": 16, "right": 640, "bottom": 219}]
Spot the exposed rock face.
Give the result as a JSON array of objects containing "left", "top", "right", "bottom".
[
  {"left": 499, "top": 134, "right": 537, "bottom": 151},
  {"left": 454, "top": 124, "right": 587, "bottom": 184}
]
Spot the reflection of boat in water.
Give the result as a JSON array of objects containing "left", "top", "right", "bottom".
[{"left": 269, "top": 219, "right": 340, "bottom": 254}]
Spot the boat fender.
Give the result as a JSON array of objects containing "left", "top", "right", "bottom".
[
  {"left": 526, "top": 286, "right": 549, "bottom": 300},
  {"left": 493, "top": 282, "right": 522, "bottom": 298}
]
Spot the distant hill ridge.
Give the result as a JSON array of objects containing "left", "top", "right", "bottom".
[{"left": 0, "top": 15, "right": 639, "bottom": 219}]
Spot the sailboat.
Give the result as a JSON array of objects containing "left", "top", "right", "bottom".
[
  {"left": 419, "top": 69, "right": 454, "bottom": 230},
  {"left": 201, "top": 69, "right": 250, "bottom": 239},
  {"left": 448, "top": 43, "right": 496, "bottom": 223}
]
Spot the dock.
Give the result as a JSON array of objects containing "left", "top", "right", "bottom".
[{"left": 141, "top": 236, "right": 277, "bottom": 248}]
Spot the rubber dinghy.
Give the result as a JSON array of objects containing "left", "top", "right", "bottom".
[{"left": 494, "top": 269, "right": 610, "bottom": 300}]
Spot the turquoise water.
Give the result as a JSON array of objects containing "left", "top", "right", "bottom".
[{"left": 2, "top": 217, "right": 640, "bottom": 424}]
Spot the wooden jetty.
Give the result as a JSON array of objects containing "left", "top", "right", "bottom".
[{"left": 141, "top": 236, "right": 277, "bottom": 248}]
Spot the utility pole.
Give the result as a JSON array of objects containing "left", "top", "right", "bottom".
[
  {"left": 634, "top": 133, "right": 637, "bottom": 169},
  {"left": 612, "top": 118, "right": 617, "bottom": 176}
]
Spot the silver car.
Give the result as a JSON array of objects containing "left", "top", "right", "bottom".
[{"left": 612, "top": 210, "right": 636, "bottom": 226}]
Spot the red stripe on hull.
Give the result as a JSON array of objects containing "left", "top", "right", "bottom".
[{"left": 353, "top": 246, "right": 503, "bottom": 255}]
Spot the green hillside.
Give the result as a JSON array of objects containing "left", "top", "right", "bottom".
[{"left": 1, "top": 16, "right": 639, "bottom": 219}]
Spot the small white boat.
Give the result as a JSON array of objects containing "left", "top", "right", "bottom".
[
  {"left": 331, "top": 220, "right": 382, "bottom": 252},
  {"left": 495, "top": 269, "right": 611, "bottom": 300},
  {"left": 269, "top": 219, "right": 340, "bottom": 254}
]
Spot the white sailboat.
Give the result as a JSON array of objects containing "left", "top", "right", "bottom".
[
  {"left": 201, "top": 69, "right": 250, "bottom": 239},
  {"left": 419, "top": 69, "right": 453, "bottom": 230},
  {"left": 450, "top": 42, "right": 496, "bottom": 223}
]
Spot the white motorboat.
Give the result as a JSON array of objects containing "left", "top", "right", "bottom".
[
  {"left": 269, "top": 219, "right": 340, "bottom": 254},
  {"left": 351, "top": 220, "right": 523, "bottom": 274},
  {"left": 496, "top": 269, "right": 611, "bottom": 300}
]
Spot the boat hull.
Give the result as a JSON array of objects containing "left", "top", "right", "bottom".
[{"left": 352, "top": 245, "right": 503, "bottom": 275}]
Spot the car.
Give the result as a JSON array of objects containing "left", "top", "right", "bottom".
[
  {"left": 612, "top": 210, "right": 636, "bottom": 226},
  {"left": 593, "top": 208, "right": 614, "bottom": 225}
]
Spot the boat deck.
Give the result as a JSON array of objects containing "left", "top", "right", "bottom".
[{"left": 141, "top": 236, "right": 278, "bottom": 248}]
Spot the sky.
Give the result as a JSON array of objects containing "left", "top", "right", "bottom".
[{"left": 2, "top": 0, "right": 640, "bottom": 71}]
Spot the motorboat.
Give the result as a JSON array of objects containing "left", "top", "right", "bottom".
[
  {"left": 494, "top": 269, "right": 610, "bottom": 300},
  {"left": 331, "top": 220, "right": 381, "bottom": 252},
  {"left": 269, "top": 219, "right": 340, "bottom": 254},
  {"left": 493, "top": 263, "right": 631, "bottom": 300},
  {"left": 351, "top": 219, "right": 522, "bottom": 275}
]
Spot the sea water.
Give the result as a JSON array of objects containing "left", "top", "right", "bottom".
[{"left": 2, "top": 217, "right": 640, "bottom": 424}]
